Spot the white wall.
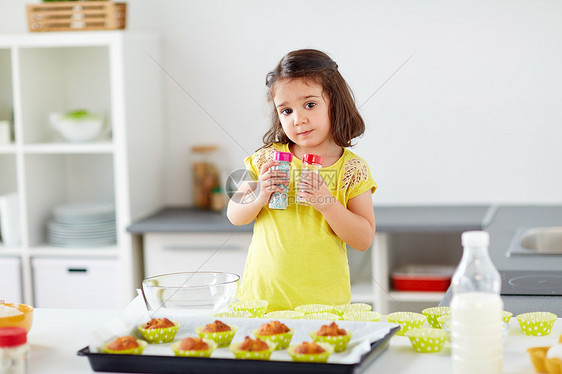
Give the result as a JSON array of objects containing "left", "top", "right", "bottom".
[{"left": 2, "top": 0, "right": 562, "bottom": 206}]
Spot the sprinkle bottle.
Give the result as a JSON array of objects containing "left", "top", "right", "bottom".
[
  {"left": 0, "top": 327, "right": 28, "bottom": 374},
  {"left": 268, "top": 151, "right": 292, "bottom": 210},
  {"left": 297, "top": 154, "right": 323, "bottom": 206}
]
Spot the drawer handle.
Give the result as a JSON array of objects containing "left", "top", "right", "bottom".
[
  {"left": 162, "top": 245, "right": 240, "bottom": 251},
  {"left": 67, "top": 268, "right": 87, "bottom": 273}
]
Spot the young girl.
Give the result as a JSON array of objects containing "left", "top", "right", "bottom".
[{"left": 227, "top": 49, "right": 376, "bottom": 311}]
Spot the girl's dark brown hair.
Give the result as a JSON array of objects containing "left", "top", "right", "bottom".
[{"left": 262, "top": 49, "right": 365, "bottom": 148}]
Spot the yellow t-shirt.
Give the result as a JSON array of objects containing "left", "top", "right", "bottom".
[{"left": 237, "top": 143, "right": 376, "bottom": 311}]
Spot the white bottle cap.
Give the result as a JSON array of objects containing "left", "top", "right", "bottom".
[{"left": 461, "top": 231, "right": 490, "bottom": 247}]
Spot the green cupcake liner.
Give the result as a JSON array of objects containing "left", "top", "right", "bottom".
[
  {"left": 170, "top": 339, "right": 217, "bottom": 357},
  {"left": 301, "top": 312, "right": 341, "bottom": 321},
  {"left": 101, "top": 339, "right": 147, "bottom": 355},
  {"left": 287, "top": 342, "right": 334, "bottom": 363},
  {"left": 214, "top": 311, "right": 252, "bottom": 318},
  {"left": 138, "top": 321, "right": 180, "bottom": 344},
  {"left": 196, "top": 325, "right": 238, "bottom": 347},
  {"left": 230, "top": 340, "right": 276, "bottom": 360},
  {"left": 386, "top": 312, "right": 426, "bottom": 336},
  {"left": 294, "top": 304, "right": 333, "bottom": 314},
  {"left": 310, "top": 331, "right": 353, "bottom": 352},
  {"left": 253, "top": 328, "right": 295, "bottom": 350},
  {"left": 421, "top": 307, "right": 451, "bottom": 328},
  {"left": 436, "top": 314, "right": 451, "bottom": 329},
  {"left": 342, "top": 311, "right": 382, "bottom": 322},
  {"left": 264, "top": 310, "right": 305, "bottom": 319},
  {"left": 232, "top": 300, "right": 269, "bottom": 318},
  {"left": 502, "top": 311, "right": 513, "bottom": 324},
  {"left": 333, "top": 303, "right": 372, "bottom": 316},
  {"left": 516, "top": 312, "right": 557, "bottom": 336},
  {"left": 405, "top": 328, "right": 448, "bottom": 353}
]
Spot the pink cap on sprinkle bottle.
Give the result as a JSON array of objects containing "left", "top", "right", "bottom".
[{"left": 274, "top": 151, "right": 293, "bottom": 162}]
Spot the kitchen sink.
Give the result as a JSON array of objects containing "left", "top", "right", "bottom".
[{"left": 507, "top": 227, "right": 562, "bottom": 256}]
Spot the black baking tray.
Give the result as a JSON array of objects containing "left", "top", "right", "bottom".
[{"left": 78, "top": 326, "right": 399, "bottom": 374}]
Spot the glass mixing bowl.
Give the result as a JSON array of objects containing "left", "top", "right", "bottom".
[{"left": 142, "top": 272, "right": 240, "bottom": 316}]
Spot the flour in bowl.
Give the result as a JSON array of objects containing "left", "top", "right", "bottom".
[{"left": 0, "top": 304, "right": 23, "bottom": 317}]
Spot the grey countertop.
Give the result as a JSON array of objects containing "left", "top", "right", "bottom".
[{"left": 127, "top": 205, "right": 493, "bottom": 233}]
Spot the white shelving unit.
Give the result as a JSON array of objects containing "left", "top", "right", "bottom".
[
  {"left": 348, "top": 231, "right": 463, "bottom": 314},
  {"left": 0, "top": 31, "right": 163, "bottom": 309}
]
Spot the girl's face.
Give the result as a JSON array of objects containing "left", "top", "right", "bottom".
[{"left": 273, "top": 78, "right": 333, "bottom": 151}]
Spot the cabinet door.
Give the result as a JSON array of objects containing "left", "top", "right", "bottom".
[
  {"left": 143, "top": 233, "right": 251, "bottom": 279},
  {"left": 32, "top": 257, "right": 122, "bottom": 309}
]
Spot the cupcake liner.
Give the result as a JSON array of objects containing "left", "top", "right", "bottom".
[
  {"left": 421, "top": 307, "right": 451, "bottom": 328},
  {"left": 436, "top": 315, "right": 451, "bottom": 329},
  {"left": 502, "top": 311, "right": 513, "bottom": 324},
  {"left": 301, "top": 312, "right": 341, "bottom": 321},
  {"left": 294, "top": 304, "right": 334, "bottom": 314},
  {"left": 196, "top": 325, "right": 238, "bottom": 347},
  {"left": 333, "top": 303, "right": 372, "bottom": 316},
  {"left": 138, "top": 321, "right": 180, "bottom": 344},
  {"left": 232, "top": 300, "right": 269, "bottom": 318},
  {"left": 230, "top": 340, "right": 276, "bottom": 360},
  {"left": 342, "top": 311, "right": 382, "bottom": 322},
  {"left": 288, "top": 342, "right": 334, "bottom": 363},
  {"left": 527, "top": 346, "right": 550, "bottom": 373},
  {"left": 214, "top": 311, "right": 252, "bottom": 318},
  {"left": 310, "top": 331, "right": 353, "bottom": 352},
  {"left": 253, "top": 328, "right": 295, "bottom": 350},
  {"left": 101, "top": 339, "right": 147, "bottom": 355},
  {"left": 405, "top": 328, "right": 448, "bottom": 353},
  {"left": 386, "top": 312, "right": 426, "bottom": 336},
  {"left": 170, "top": 339, "right": 217, "bottom": 357},
  {"left": 264, "top": 310, "right": 305, "bottom": 319},
  {"left": 516, "top": 312, "right": 557, "bottom": 336}
]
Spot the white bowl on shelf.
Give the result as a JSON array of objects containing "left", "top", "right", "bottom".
[{"left": 49, "top": 111, "right": 104, "bottom": 143}]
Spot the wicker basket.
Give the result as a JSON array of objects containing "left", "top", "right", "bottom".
[{"left": 27, "top": 1, "right": 127, "bottom": 32}]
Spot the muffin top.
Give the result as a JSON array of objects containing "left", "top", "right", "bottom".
[
  {"left": 144, "top": 318, "right": 175, "bottom": 329},
  {"left": 179, "top": 337, "right": 209, "bottom": 351},
  {"left": 294, "top": 341, "right": 326, "bottom": 354},
  {"left": 202, "top": 320, "right": 231, "bottom": 333},
  {"left": 316, "top": 322, "right": 347, "bottom": 336},
  {"left": 107, "top": 336, "right": 139, "bottom": 351},
  {"left": 237, "top": 336, "right": 269, "bottom": 352},
  {"left": 256, "top": 320, "right": 290, "bottom": 335}
]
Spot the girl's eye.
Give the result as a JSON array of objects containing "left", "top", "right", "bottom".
[
  {"left": 280, "top": 108, "right": 292, "bottom": 115},
  {"left": 305, "top": 102, "right": 316, "bottom": 109}
]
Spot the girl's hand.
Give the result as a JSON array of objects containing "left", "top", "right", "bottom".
[
  {"left": 296, "top": 171, "right": 335, "bottom": 211},
  {"left": 256, "top": 160, "right": 289, "bottom": 206}
]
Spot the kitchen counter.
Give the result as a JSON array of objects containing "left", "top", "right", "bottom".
[
  {"left": 127, "top": 205, "right": 493, "bottom": 233},
  {"left": 28, "top": 308, "right": 561, "bottom": 374}
]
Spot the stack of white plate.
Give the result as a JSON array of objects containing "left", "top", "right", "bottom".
[{"left": 47, "top": 203, "right": 117, "bottom": 248}]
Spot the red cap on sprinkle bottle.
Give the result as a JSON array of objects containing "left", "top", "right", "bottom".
[{"left": 302, "top": 154, "right": 323, "bottom": 166}]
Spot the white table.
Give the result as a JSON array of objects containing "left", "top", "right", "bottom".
[{"left": 27, "top": 308, "right": 560, "bottom": 374}]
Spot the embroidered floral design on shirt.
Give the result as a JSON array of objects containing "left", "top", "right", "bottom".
[
  {"left": 254, "top": 146, "right": 276, "bottom": 172},
  {"left": 341, "top": 158, "right": 369, "bottom": 191}
]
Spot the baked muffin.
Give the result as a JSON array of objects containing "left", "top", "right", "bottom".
[
  {"left": 253, "top": 321, "right": 294, "bottom": 350},
  {"left": 310, "top": 322, "right": 353, "bottom": 352},
  {"left": 230, "top": 336, "right": 276, "bottom": 360},
  {"left": 138, "top": 318, "right": 179, "bottom": 344},
  {"left": 288, "top": 341, "right": 334, "bottom": 363},
  {"left": 101, "top": 336, "right": 147, "bottom": 355},
  {"left": 170, "top": 337, "right": 217, "bottom": 358},
  {"left": 196, "top": 320, "right": 238, "bottom": 347}
]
